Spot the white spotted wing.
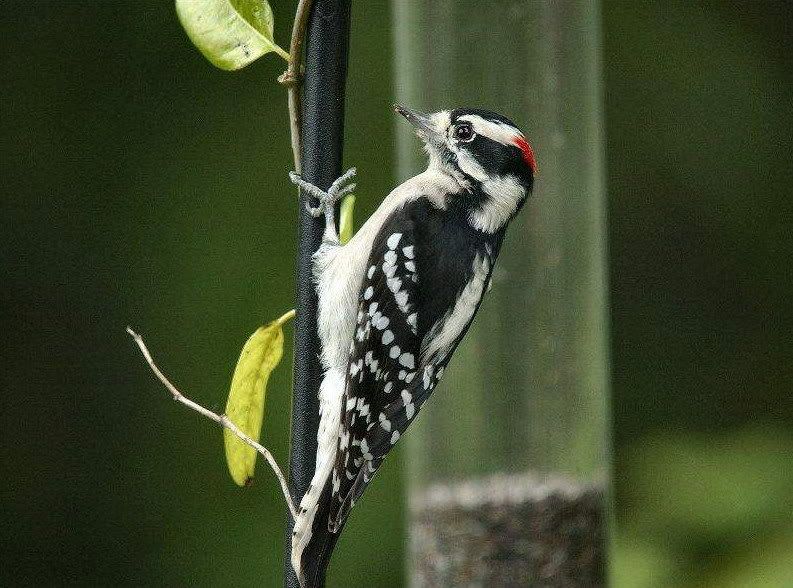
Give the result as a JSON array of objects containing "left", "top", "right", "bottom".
[{"left": 327, "top": 200, "right": 496, "bottom": 532}]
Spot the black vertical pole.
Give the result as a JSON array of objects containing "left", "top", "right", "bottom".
[{"left": 287, "top": 1, "right": 352, "bottom": 587}]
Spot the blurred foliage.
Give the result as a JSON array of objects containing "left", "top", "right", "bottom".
[
  {"left": 613, "top": 428, "right": 793, "bottom": 587},
  {"left": 1, "top": 0, "right": 791, "bottom": 586},
  {"left": 602, "top": 1, "right": 793, "bottom": 585}
]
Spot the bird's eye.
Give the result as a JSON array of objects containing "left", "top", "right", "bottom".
[{"left": 453, "top": 123, "right": 474, "bottom": 141}]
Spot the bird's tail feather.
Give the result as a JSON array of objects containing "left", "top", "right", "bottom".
[
  {"left": 292, "top": 475, "right": 345, "bottom": 587},
  {"left": 291, "top": 369, "right": 346, "bottom": 586}
]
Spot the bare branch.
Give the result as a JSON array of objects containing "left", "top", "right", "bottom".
[{"left": 126, "top": 326, "right": 297, "bottom": 519}]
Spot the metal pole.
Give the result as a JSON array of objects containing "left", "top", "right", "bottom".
[{"left": 287, "top": 1, "right": 351, "bottom": 587}]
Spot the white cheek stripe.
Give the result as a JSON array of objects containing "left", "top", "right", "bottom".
[
  {"left": 470, "top": 175, "right": 525, "bottom": 233},
  {"left": 458, "top": 114, "right": 522, "bottom": 146},
  {"left": 454, "top": 150, "right": 526, "bottom": 233},
  {"left": 454, "top": 149, "right": 490, "bottom": 183}
]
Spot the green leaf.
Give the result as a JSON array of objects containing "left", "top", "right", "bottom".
[
  {"left": 175, "top": 0, "right": 289, "bottom": 71},
  {"left": 339, "top": 194, "right": 356, "bottom": 245},
  {"left": 223, "top": 317, "right": 287, "bottom": 486}
]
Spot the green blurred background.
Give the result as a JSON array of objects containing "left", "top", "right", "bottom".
[{"left": 2, "top": 1, "right": 791, "bottom": 586}]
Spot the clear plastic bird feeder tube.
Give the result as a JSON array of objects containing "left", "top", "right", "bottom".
[{"left": 393, "top": 1, "right": 611, "bottom": 585}]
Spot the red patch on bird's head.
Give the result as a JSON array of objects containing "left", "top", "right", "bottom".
[{"left": 513, "top": 137, "right": 537, "bottom": 174}]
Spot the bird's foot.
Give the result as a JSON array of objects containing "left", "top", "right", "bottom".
[{"left": 289, "top": 168, "right": 357, "bottom": 218}]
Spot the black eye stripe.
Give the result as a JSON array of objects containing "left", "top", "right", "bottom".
[{"left": 460, "top": 135, "right": 511, "bottom": 169}]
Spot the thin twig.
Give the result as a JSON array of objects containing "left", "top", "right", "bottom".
[
  {"left": 125, "top": 326, "right": 297, "bottom": 519},
  {"left": 279, "top": 0, "right": 314, "bottom": 172}
]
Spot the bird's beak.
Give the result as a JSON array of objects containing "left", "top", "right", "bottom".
[{"left": 394, "top": 104, "right": 444, "bottom": 146}]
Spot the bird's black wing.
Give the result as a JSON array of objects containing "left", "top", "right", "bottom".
[{"left": 326, "top": 199, "right": 497, "bottom": 532}]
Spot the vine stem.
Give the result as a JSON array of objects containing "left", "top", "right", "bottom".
[
  {"left": 276, "top": 308, "right": 297, "bottom": 326},
  {"left": 274, "top": 45, "right": 291, "bottom": 62},
  {"left": 280, "top": 0, "right": 314, "bottom": 173},
  {"left": 125, "top": 326, "right": 297, "bottom": 520}
]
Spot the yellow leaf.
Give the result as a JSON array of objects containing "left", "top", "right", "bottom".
[
  {"left": 223, "top": 315, "right": 289, "bottom": 486},
  {"left": 175, "top": 0, "right": 289, "bottom": 71}
]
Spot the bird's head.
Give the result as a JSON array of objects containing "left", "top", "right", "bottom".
[
  {"left": 395, "top": 105, "right": 536, "bottom": 188},
  {"left": 395, "top": 104, "right": 537, "bottom": 232}
]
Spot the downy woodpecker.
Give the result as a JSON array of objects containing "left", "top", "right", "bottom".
[{"left": 289, "top": 105, "right": 537, "bottom": 586}]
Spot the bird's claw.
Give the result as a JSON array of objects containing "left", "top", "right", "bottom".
[
  {"left": 305, "top": 202, "right": 323, "bottom": 218},
  {"left": 327, "top": 167, "right": 357, "bottom": 201},
  {"left": 289, "top": 168, "right": 357, "bottom": 216}
]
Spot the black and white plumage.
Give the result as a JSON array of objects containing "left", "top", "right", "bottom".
[{"left": 289, "top": 105, "right": 537, "bottom": 587}]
